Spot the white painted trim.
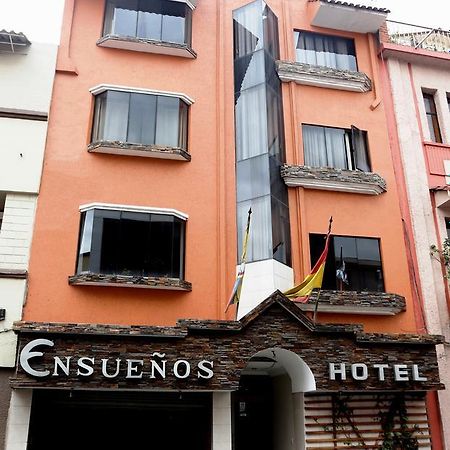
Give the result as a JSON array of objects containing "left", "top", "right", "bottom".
[
  {"left": 89, "top": 84, "right": 195, "bottom": 105},
  {"left": 79, "top": 203, "right": 188, "bottom": 220},
  {"left": 283, "top": 177, "right": 385, "bottom": 195},
  {"left": 170, "top": 0, "right": 196, "bottom": 10}
]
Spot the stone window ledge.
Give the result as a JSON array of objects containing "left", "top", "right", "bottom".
[
  {"left": 296, "top": 289, "right": 406, "bottom": 316},
  {"left": 69, "top": 273, "right": 192, "bottom": 291},
  {"left": 0, "top": 269, "right": 27, "bottom": 279},
  {"left": 97, "top": 35, "right": 197, "bottom": 59},
  {"left": 276, "top": 60, "right": 372, "bottom": 93},
  {"left": 281, "top": 164, "right": 387, "bottom": 195},
  {"left": 88, "top": 141, "right": 191, "bottom": 161}
]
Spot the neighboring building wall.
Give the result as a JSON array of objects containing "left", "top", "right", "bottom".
[
  {"left": 0, "top": 39, "right": 57, "bottom": 448},
  {"left": 385, "top": 55, "right": 450, "bottom": 448}
]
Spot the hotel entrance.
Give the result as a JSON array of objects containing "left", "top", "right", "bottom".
[{"left": 26, "top": 390, "right": 212, "bottom": 450}]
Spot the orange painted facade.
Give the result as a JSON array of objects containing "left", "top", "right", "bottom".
[{"left": 23, "top": 0, "right": 418, "bottom": 336}]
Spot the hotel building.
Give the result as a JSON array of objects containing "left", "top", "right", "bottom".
[{"left": 4, "top": 1, "right": 447, "bottom": 449}]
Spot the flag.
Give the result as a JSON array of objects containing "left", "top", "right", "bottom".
[
  {"left": 225, "top": 208, "right": 252, "bottom": 312},
  {"left": 284, "top": 217, "right": 332, "bottom": 302},
  {"left": 336, "top": 246, "right": 349, "bottom": 289}
]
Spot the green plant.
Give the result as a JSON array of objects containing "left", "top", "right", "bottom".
[{"left": 430, "top": 238, "right": 450, "bottom": 279}]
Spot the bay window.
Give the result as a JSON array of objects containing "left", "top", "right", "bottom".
[
  {"left": 76, "top": 206, "right": 186, "bottom": 280},
  {"left": 302, "top": 124, "right": 371, "bottom": 172},
  {"left": 91, "top": 89, "right": 188, "bottom": 150},
  {"left": 294, "top": 31, "right": 357, "bottom": 71},
  {"left": 103, "top": 0, "right": 192, "bottom": 47}
]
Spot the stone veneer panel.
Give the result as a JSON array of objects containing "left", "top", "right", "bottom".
[
  {"left": 88, "top": 141, "right": 191, "bottom": 161},
  {"left": 276, "top": 60, "right": 372, "bottom": 92},
  {"left": 68, "top": 273, "right": 192, "bottom": 291},
  {"left": 97, "top": 35, "right": 197, "bottom": 59},
  {"left": 281, "top": 164, "right": 387, "bottom": 195},
  {"left": 297, "top": 289, "right": 406, "bottom": 315},
  {"left": 12, "top": 292, "right": 443, "bottom": 392}
]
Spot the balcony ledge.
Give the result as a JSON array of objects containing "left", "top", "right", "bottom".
[
  {"left": 68, "top": 273, "right": 192, "bottom": 291},
  {"left": 97, "top": 35, "right": 197, "bottom": 59},
  {"left": 296, "top": 289, "right": 406, "bottom": 316},
  {"left": 88, "top": 141, "right": 191, "bottom": 161},
  {"left": 276, "top": 60, "right": 371, "bottom": 93},
  {"left": 281, "top": 164, "right": 387, "bottom": 195}
]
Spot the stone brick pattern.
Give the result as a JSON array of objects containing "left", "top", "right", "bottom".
[
  {"left": 276, "top": 60, "right": 372, "bottom": 92},
  {"left": 68, "top": 273, "right": 192, "bottom": 291},
  {"left": 97, "top": 35, "right": 197, "bottom": 58},
  {"left": 12, "top": 293, "right": 443, "bottom": 392},
  {"left": 281, "top": 164, "right": 387, "bottom": 192},
  {"left": 88, "top": 141, "right": 191, "bottom": 161},
  {"left": 307, "top": 289, "right": 406, "bottom": 311}
]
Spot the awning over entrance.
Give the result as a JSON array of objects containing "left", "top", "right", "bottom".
[{"left": 11, "top": 291, "right": 444, "bottom": 392}]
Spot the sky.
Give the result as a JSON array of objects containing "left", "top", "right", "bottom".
[{"left": 0, "top": 0, "right": 448, "bottom": 44}]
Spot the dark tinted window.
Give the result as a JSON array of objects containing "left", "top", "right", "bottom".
[
  {"left": 423, "top": 93, "right": 442, "bottom": 143},
  {"left": 104, "top": 0, "right": 192, "bottom": 46},
  {"left": 294, "top": 31, "right": 357, "bottom": 71},
  {"left": 310, "top": 234, "right": 384, "bottom": 292},
  {"left": 77, "top": 209, "right": 185, "bottom": 279}
]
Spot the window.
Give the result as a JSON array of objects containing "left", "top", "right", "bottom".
[
  {"left": 423, "top": 92, "right": 442, "bottom": 143},
  {"left": 302, "top": 124, "right": 370, "bottom": 171},
  {"left": 92, "top": 90, "right": 189, "bottom": 150},
  {"left": 310, "top": 234, "right": 384, "bottom": 292},
  {"left": 445, "top": 217, "right": 450, "bottom": 239},
  {"left": 76, "top": 206, "right": 186, "bottom": 279},
  {"left": 0, "top": 192, "right": 5, "bottom": 230},
  {"left": 103, "top": 0, "right": 192, "bottom": 47},
  {"left": 294, "top": 31, "right": 357, "bottom": 71}
]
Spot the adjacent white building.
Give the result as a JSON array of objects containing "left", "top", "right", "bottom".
[
  {"left": 381, "top": 22, "right": 450, "bottom": 448},
  {"left": 0, "top": 30, "right": 57, "bottom": 447}
]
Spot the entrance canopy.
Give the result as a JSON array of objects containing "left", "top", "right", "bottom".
[{"left": 12, "top": 291, "right": 444, "bottom": 392}]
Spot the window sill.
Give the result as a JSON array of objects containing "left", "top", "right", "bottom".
[
  {"left": 68, "top": 273, "right": 192, "bottom": 291},
  {"left": 88, "top": 141, "right": 191, "bottom": 161},
  {"left": 276, "top": 60, "right": 372, "bottom": 93},
  {"left": 97, "top": 35, "right": 197, "bottom": 59},
  {"left": 281, "top": 164, "right": 387, "bottom": 195},
  {"left": 295, "top": 289, "right": 406, "bottom": 316}
]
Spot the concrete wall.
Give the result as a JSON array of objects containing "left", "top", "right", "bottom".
[
  {"left": 386, "top": 56, "right": 450, "bottom": 448},
  {"left": 0, "top": 369, "right": 14, "bottom": 450},
  {"left": 273, "top": 375, "right": 296, "bottom": 450},
  {"left": 0, "top": 42, "right": 57, "bottom": 113},
  {"left": 4, "top": 390, "right": 32, "bottom": 450},
  {"left": 0, "top": 119, "right": 48, "bottom": 194}
]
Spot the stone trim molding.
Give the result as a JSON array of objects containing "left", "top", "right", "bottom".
[
  {"left": 78, "top": 203, "right": 188, "bottom": 220},
  {"left": 281, "top": 164, "right": 387, "bottom": 195},
  {"left": 68, "top": 273, "right": 192, "bottom": 291},
  {"left": 0, "top": 269, "right": 28, "bottom": 279},
  {"left": 88, "top": 141, "right": 191, "bottom": 161},
  {"left": 276, "top": 60, "right": 372, "bottom": 92},
  {"left": 297, "top": 289, "right": 406, "bottom": 316},
  {"left": 12, "top": 292, "right": 444, "bottom": 392},
  {"left": 97, "top": 35, "right": 197, "bottom": 59},
  {"left": 89, "top": 84, "right": 194, "bottom": 105}
]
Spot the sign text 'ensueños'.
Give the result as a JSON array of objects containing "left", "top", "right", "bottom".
[{"left": 19, "top": 339, "right": 214, "bottom": 380}]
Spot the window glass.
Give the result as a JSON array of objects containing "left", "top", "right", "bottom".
[
  {"left": 303, "top": 124, "right": 370, "bottom": 171},
  {"left": 104, "top": 0, "right": 191, "bottom": 46},
  {"left": 294, "top": 31, "right": 357, "bottom": 71},
  {"left": 310, "top": 234, "right": 384, "bottom": 292},
  {"left": 112, "top": 0, "right": 139, "bottom": 37},
  {"left": 236, "top": 154, "right": 271, "bottom": 203},
  {"left": 155, "top": 96, "right": 180, "bottom": 147},
  {"left": 137, "top": 0, "right": 162, "bottom": 40},
  {"left": 92, "top": 91, "right": 188, "bottom": 150},
  {"left": 161, "top": 1, "right": 186, "bottom": 44},
  {"left": 128, "top": 93, "right": 157, "bottom": 145},
  {"left": 422, "top": 92, "right": 442, "bottom": 143},
  {"left": 77, "top": 209, "right": 185, "bottom": 279}
]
